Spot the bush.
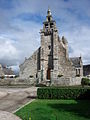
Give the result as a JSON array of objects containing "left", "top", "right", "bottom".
[
  {"left": 0, "top": 76, "right": 4, "bottom": 79},
  {"left": 36, "top": 83, "right": 46, "bottom": 87},
  {"left": 58, "top": 74, "right": 63, "bottom": 77},
  {"left": 37, "top": 87, "right": 90, "bottom": 100},
  {"left": 81, "top": 78, "right": 90, "bottom": 86}
]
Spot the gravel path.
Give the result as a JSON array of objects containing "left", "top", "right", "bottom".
[
  {"left": 0, "top": 110, "right": 21, "bottom": 120},
  {"left": 0, "top": 87, "right": 37, "bottom": 112},
  {"left": 0, "top": 91, "right": 8, "bottom": 98}
]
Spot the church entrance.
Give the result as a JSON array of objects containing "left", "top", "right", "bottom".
[{"left": 47, "top": 68, "right": 51, "bottom": 80}]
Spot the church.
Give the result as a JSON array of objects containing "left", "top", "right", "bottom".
[{"left": 19, "top": 9, "right": 83, "bottom": 86}]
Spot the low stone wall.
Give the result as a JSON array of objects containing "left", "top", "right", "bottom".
[
  {"left": 51, "top": 77, "right": 82, "bottom": 86},
  {"left": 0, "top": 78, "right": 36, "bottom": 86},
  {"left": 0, "top": 77, "right": 82, "bottom": 86}
]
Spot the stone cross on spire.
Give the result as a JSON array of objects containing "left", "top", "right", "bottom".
[
  {"left": 46, "top": 8, "right": 52, "bottom": 22},
  {"left": 47, "top": 8, "right": 52, "bottom": 16}
]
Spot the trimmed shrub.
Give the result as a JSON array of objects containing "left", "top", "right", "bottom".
[
  {"left": 37, "top": 87, "right": 90, "bottom": 100},
  {"left": 81, "top": 78, "right": 90, "bottom": 86}
]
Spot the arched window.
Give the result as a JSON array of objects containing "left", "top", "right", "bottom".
[{"left": 76, "top": 68, "right": 80, "bottom": 76}]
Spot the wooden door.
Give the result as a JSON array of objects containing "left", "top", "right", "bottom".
[{"left": 47, "top": 68, "right": 51, "bottom": 79}]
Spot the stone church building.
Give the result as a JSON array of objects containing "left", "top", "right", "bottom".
[{"left": 19, "top": 9, "right": 83, "bottom": 86}]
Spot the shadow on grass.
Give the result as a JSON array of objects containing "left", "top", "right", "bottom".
[{"left": 48, "top": 100, "right": 90, "bottom": 119}]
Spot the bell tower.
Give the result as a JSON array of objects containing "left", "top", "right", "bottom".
[
  {"left": 39, "top": 8, "right": 59, "bottom": 81},
  {"left": 42, "top": 8, "right": 57, "bottom": 35}
]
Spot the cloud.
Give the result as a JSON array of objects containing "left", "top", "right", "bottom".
[
  {"left": 0, "top": 19, "right": 41, "bottom": 67},
  {"left": 61, "top": 25, "right": 90, "bottom": 64},
  {"left": 0, "top": 35, "right": 19, "bottom": 65},
  {"left": 0, "top": 0, "right": 90, "bottom": 70}
]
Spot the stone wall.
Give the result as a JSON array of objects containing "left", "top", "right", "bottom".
[
  {"left": 51, "top": 36, "right": 76, "bottom": 79},
  {"left": 51, "top": 77, "right": 81, "bottom": 86},
  {"left": 0, "top": 64, "right": 5, "bottom": 76},
  {"left": 40, "top": 33, "right": 52, "bottom": 80},
  {"left": 0, "top": 78, "right": 35, "bottom": 86},
  {"left": 19, "top": 48, "right": 40, "bottom": 79}
]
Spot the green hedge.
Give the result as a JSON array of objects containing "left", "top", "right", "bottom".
[
  {"left": 81, "top": 78, "right": 90, "bottom": 86},
  {"left": 37, "top": 87, "right": 90, "bottom": 100}
]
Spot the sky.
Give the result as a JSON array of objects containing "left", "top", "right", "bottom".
[{"left": 0, "top": 0, "right": 90, "bottom": 71}]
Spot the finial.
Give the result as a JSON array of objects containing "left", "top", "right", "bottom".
[{"left": 47, "top": 7, "right": 51, "bottom": 16}]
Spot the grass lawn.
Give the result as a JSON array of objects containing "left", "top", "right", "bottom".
[{"left": 15, "top": 100, "right": 90, "bottom": 120}]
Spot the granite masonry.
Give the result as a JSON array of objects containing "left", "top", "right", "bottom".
[{"left": 19, "top": 9, "right": 83, "bottom": 86}]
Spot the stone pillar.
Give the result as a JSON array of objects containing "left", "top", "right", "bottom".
[
  {"left": 53, "top": 30, "right": 59, "bottom": 79},
  {"left": 37, "top": 70, "right": 41, "bottom": 83},
  {"left": 50, "top": 70, "right": 54, "bottom": 85},
  {"left": 40, "top": 32, "right": 45, "bottom": 81}
]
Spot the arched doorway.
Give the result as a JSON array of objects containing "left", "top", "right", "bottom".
[{"left": 47, "top": 68, "right": 51, "bottom": 80}]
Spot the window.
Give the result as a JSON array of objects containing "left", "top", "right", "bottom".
[
  {"left": 76, "top": 69, "right": 77, "bottom": 75},
  {"left": 76, "top": 68, "right": 80, "bottom": 76},
  {"left": 48, "top": 45, "right": 51, "bottom": 49},
  {"left": 50, "top": 23, "right": 53, "bottom": 28},
  {"left": 79, "top": 69, "right": 80, "bottom": 75},
  {"left": 48, "top": 17, "right": 50, "bottom": 22},
  {"left": 45, "top": 24, "right": 48, "bottom": 28}
]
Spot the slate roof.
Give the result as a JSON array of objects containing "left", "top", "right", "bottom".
[
  {"left": 70, "top": 57, "right": 81, "bottom": 68},
  {"left": 83, "top": 64, "right": 90, "bottom": 76},
  {"left": 2, "top": 67, "right": 14, "bottom": 75},
  {"left": 0, "top": 64, "right": 15, "bottom": 76}
]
